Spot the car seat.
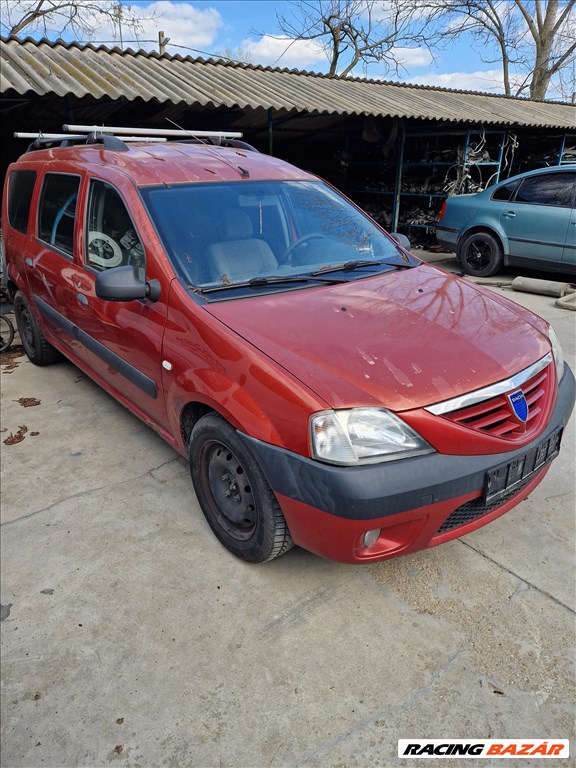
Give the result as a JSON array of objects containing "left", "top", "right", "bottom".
[{"left": 207, "top": 210, "right": 278, "bottom": 282}]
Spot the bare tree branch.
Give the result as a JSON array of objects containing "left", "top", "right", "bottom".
[
  {"left": 401, "top": 0, "right": 575, "bottom": 100},
  {"left": 268, "top": 0, "right": 439, "bottom": 77},
  {"left": 2, "top": 0, "right": 156, "bottom": 42}
]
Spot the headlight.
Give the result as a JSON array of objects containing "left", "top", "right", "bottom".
[
  {"left": 548, "top": 326, "right": 564, "bottom": 382},
  {"left": 310, "top": 408, "right": 434, "bottom": 465}
]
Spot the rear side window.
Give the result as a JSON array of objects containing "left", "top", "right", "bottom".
[
  {"left": 491, "top": 180, "right": 520, "bottom": 202},
  {"left": 38, "top": 173, "right": 80, "bottom": 256},
  {"left": 7, "top": 170, "right": 36, "bottom": 233},
  {"left": 514, "top": 172, "right": 576, "bottom": 207}
]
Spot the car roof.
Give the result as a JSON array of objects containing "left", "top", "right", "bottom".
[
  {"left": 496, "top": 163, "right": 576, "bottom": 185},
  {"left": 12, "top": 141, "right": 317, "bottom": 187}
]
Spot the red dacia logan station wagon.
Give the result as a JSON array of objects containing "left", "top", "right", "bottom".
[{"left": 3, "top": 127, "right": 575, "bottom": 564}]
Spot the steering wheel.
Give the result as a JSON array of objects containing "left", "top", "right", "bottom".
[{"left": 284, "top": 233, "right": 325, "bottom": 264}]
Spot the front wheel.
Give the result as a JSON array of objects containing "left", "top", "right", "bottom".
[
  {"left": 458, "top": 231, "right": 503, "bottom": 277},
  {"left": 189, "top": 414, "right": 293, "bottom": 563}
]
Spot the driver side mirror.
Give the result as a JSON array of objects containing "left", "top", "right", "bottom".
[
  {"left": 390, "top": 232, "right": 411, "bottom": 250},
  {"left": 95, "top": 265, "right": 161, "bottom": 303}
]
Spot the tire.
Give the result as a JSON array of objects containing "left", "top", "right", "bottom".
[
  {"left": 0, "top": 314, "right": 15, "bottom": 352},
  {"left": 458, "top": 231, "right": 503, "bottom": 277},
  {"left": 189, "top": 413, "right": 293, "bottom": 563},
  {"left": 14, "top": 291, "right": 62, "bottom": 365}
]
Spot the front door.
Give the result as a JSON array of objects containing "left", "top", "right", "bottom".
[{"left": 72, "top": 178, "right": 169, "bottom": 431}]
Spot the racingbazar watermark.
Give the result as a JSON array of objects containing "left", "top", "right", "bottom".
[{"left": 398, "top": 740, "right": 570, "bottom": 758}]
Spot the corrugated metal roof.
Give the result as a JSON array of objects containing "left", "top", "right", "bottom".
[{"left": 1, "top": 36, "right": 575, "bottom": 129}]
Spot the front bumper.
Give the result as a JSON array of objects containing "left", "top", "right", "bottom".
[{"left": 243, "top": 364, "right": 575, "bottom": 563}]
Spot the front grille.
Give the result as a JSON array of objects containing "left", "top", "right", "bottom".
[
  {"left": 436, "top": 475, "right": 534, "bottom": 534},
  {"left": 443, "top": 366, "right": 551, "bottom": 439}
]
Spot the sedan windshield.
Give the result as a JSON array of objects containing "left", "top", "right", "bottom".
[{"left": 141, "top": 180, "right": 416, "bottom": 291}]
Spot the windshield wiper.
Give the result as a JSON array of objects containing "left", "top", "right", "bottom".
[
  {"left": 200, "top": 274, "right": 348, "bottom": 294},
  {"left": 311, "top": 259, "right": 409, "bottom": 276}
]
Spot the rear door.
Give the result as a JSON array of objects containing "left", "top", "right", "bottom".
[
  {"left": 72, "top": 177, "right": 170, "bottom": 430},
  {"left": 24, "top": 169, "right": 85, "bottom": 359},
  {"left": 501, "top": 171, "right": 574, "bottom": 267}
]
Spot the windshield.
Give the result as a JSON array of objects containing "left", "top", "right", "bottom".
[{"left": 140, "top": 180, "right": 415, "bottom": 291}]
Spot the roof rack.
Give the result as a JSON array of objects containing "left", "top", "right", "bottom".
[
  {"left": 15, "top": 131, "right": 160, "bottom": 153},
  {"left": 15, "top": 125, "right": 256, "bottom": 154},
  {"left": 64, "top": 124, "right": 243, "bottom": 140},
  {"left": 64, "top": 124, "right": 256, "bottom": 151},
  {"left": 15, "top": 132, "right": 167, "bottom": 143}
]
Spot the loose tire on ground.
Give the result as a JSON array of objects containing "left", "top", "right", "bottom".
[
  {"left": 0, "top": 314, "right": 15, "bottom": 353},
  {"left": 14, "top": 291, "right": 62, "bottom": 365},
  {"left": 458, "top": 231, "right": 503, "bottom": 277},
  {"left": 189, "top": 413, "right": 293, "bottom": 563}
]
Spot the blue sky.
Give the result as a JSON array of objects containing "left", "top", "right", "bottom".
[
  {"left": 0, "top": 0, "right": 550, "bottom": 95},
  {"left": 131, "top": 0, "right": 507, "bottom": 93}
]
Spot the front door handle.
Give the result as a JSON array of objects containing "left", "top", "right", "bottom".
[
  {"left": 76, "top": 293, "right": 88, "bottom": 306},
  {"left": 25, "top": 257, "right": 33, "bottom": 267}
]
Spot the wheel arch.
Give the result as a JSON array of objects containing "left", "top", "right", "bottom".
[
  {"left": 4, "top": 262, "right": 27, "bottom": 302},
  {"left": 172, "top": 361, "right": 313, "bottom": 457},
  {"left": 180, "top": 401, "right": 215, "bottom": 452},
  {"left": 178, "top": 390, "right": 286, "bottom": 455}
]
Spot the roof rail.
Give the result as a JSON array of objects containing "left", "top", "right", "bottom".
[
  {"left": 61, "top": 124, "right": 256, "bottom": 151},
  {"left": 15, "top": 132, "right": 167, "bottom": 143},
  {"left": 63, "top": 124, "right": 243, "bottom": 140}
]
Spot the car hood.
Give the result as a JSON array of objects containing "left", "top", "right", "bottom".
[{"left": 206, "top": 265, "right": 550, "bottom": 411}]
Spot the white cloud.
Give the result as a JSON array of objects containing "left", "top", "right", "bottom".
[
  {"left": 239, "top": 35, "right": 328, "bottom": 68},
  {"left": 404, "top": 69, "right": 505, "bottom": 93},
  {"left": 390, "top": 47, "right": 433, "bottom": 68},
  {"left": 1, "top": 0, "right": 223, "bottom": 50},
  {"left": 369, "top": 1, "right": 431, "bottom": 23},
  {"left": 122, "top": 1, "right": 224, "bottom": 50}
]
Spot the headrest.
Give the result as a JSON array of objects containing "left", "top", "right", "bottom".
[{"left": 221, "top": 210, "right": 253, "bottom": 240}]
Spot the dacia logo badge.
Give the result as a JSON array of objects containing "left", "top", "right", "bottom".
[{"left": 508, "top": 389, "right": 528, "bottom": 423}]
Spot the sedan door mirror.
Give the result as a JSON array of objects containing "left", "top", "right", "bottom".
[
  {"left": 390, "top": 232, "right": 411, "bottom": 250},
  {"left": 95, "top": 265, "right": 160, "bottom": 302}
]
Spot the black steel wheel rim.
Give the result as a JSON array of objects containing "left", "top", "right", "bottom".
[
  {"left": 203, "top": 440, "right": 257, "bottom": 541},
  {"left": 465, "top": 240, "right": 491, "bottom": 271}
]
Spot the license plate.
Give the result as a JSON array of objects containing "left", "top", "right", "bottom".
[{"left": 484, "top": 428, "right": 563, "bottom": 504}]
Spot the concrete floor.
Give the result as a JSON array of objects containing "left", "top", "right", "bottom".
[{"left": 1, "top": 259, "right": 575, "bottom": 768}]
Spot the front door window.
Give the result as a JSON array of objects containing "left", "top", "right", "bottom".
[{"left": 86, "top": 180, "right": 145, "bottom": 274}]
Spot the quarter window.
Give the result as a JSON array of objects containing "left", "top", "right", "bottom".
[
  {"left": 38, "top": 174, "right": 80, "bottom": 256},
  {"left": 86, "top": 180, "right": 145, "bottom": 273},
  {"left": 514, "top": 172, "right": 576, "bottom": 207},
  {"left": 491, "top": 180, "right": 519, "bottom": 202},
  {"left": 7, "top": 170, "right": 36, "bottom": 234}
]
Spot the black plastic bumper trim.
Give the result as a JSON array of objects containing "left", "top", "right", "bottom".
[{"left": 242, "top": 366, "right": 575, "bottom": 521}]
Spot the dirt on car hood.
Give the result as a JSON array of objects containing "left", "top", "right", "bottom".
[{"left": 206, "top": 264, "right": 551, "bottom": 411}]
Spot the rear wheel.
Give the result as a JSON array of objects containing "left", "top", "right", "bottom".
[
  {"left": 189, "top": 413, "right": 293, "bottom": 563},
  {"left": 458, "top": 231, "right": 503, "bottom": 277},
  {"left": 14, "top": 291, "right": 62, "bottom": 365}
]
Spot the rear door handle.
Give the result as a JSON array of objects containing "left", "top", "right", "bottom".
[
  {"left": 503, "top": 211, "right": 516, "bottom": 219},
  {"left": 25, "top": 257, "right": 33, "bottom": 267}
]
